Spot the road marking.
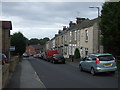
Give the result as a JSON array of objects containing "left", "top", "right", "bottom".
[{"left": 34, "top": 72, "right": 46, "bottom": 88}]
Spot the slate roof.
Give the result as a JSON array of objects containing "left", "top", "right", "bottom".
[
  {"left": 62, "top": 17, "right": 99, "bottom": 34},
  {"left": 54, "top": 17, "right": 99, "bottom": 38}
]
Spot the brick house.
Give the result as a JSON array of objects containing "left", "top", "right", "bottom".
[
  {"left": 0, "top": 21, "right": 12, "bottom": 59},
  {"left": 26, "top": 44, "right": 43, "bottom": 55}
]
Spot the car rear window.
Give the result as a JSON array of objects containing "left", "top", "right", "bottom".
[
  {"left": 53, "top": 54, "right": 64, "bottom": 58},
  {"left": 98, "top": 55, "right": 114, "bottom": 61}
]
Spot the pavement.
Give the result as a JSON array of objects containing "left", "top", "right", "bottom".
[{"left": 6, "top": 57, "right": 46, "bottom": 88}]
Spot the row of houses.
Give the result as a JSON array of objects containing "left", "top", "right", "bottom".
[{"left": 45, "top": 17, "right": 103, "bottom": 58}]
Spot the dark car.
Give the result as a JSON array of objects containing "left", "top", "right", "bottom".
[
  {"left": 50, "top": 54, "right": 65, "bottom": 64},
  {"left": 0, "top": 53, "right": 8, "bottom": 65}
]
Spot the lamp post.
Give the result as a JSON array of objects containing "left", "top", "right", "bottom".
[
  {"left": 89, "top": 6, "right": 100, "bottom": 17},
  {"left": 89, "top": 6, "right": 100, "bottom": 53}
]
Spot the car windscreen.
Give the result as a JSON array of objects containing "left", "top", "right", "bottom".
[
  {"left": 53, "top": 54, "right": 64, "bottom": 58},
  {"left": 98, "top": 55, "right": 114, "bottom": 61}
]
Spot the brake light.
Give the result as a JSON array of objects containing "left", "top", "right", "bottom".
[
  {"left": 114, "top": 57, "right": 116, "bottom": 62},
  {"left": 96, "top": 57, "right": 100, "bottom": 63},
  {"left": 2, "top": 60, "right": 6, "bottom": 63}
]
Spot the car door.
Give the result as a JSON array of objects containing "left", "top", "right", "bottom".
[
  {"left": 86, "top": 57, "right": 93, "bottom": 71},
  {"left": 81, "top": 57, "right": 88, "bottom": 70}
]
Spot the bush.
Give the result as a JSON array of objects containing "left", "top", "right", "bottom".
[{"left": 74, "top": 48, "right": 80, "bottom": 59}]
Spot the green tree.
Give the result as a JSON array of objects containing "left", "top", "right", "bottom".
[
  {"left": 28, "top": 38, "right": 39, "bottom": 45},
  {"left": 74, "top": 48, "right": 80, "bottom": 59},
  {"left": 28, "top": 37, "right": 50, "bottom": 45},
  {"left": 101, "top": 2, "right": 120, "bottom": 56},
  {"left": 39, "top": 37, "right": 50, "bottom": 45},
  {"left": 11, "top": 32, "right": 27, "bottom": 56}
]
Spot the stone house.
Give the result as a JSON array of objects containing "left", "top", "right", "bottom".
[
  {"left": 45, "top": 17, "right": 103, "bottom": 58},
  {"left": 76, "top": 18, "right": 103, "bottom": 57},
  {"left": 0, "top": 21, "right": 12, "bottom": 59}
]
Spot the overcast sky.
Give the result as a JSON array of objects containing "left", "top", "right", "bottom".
[{"left": 1, "top": 1, "right": 104, "bottom": 39}]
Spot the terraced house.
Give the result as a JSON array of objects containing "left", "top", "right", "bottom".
[
  {"left": 45, "top": 17, "right": 103, "bottom": 58},
  {"left": 0, "top": 21, "right": 12, "bottom": 59}
]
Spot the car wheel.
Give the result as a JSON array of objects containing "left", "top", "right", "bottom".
[
  {"left": 79, "top": 65, "right": 83, "bottom": 72},
  {"left": 50, "top": 60, "right": 53, "bottom": 63},
  {"left": 53, "top": 60, "right": 55, "bottom": 64},
  {"left": 62, "top": 61, "right": 65, "bottom": 64},
  {"left": 110, "top": 71, "right": 115, "bottom": 74},
  {"left": 91, "top": 68, "right": 95, "bottom": 76}
]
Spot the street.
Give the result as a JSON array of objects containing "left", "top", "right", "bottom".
[{"left": 28, "top": 56, "right": 118, "bottom": 88}]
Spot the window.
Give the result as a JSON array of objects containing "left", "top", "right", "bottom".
[
  {"left": 74, "top": 31, "right": 77, "bottom": 41},
  {"left": 98, "top": 55, "right": 114, "bottom": 61},
  {"left": 69, "top": 31, "right": 72, "bottom": 42},
  {"left": 85, "top": 48, "right": 88, "bottom": 56},
  {"left": 85, "top": 30, "right": 88, "bottom": 41},
  {"left": 64, "top": 34, "right": 66, "bottom": 42},
  {"left": 61, "top": 36, "right": 63, "bottom": 44}
]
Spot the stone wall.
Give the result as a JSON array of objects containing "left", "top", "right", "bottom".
[{"left": 2, "top": 56, "right": 19, "bottom": 89}]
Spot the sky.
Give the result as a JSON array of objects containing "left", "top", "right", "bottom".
[{"left": 1, "top": 1, "right": 105, "bottom": 40}]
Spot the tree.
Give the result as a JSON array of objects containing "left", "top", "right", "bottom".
[
  {"left": 11, "top": 32, "right": 27, "bottom": 56},
  {"left": 101, "top": 2, "right": 120, "bottom": 56},
  {"left": 74, "top": 48, "right": 80, "bottom": 59},
  {"left": 39, "top": 37, "right": 50, "bottom": 45},
  {"left": 28, "top": 37, "right": 50, "bottom": 45},
  {"left": 28, "top": 38, "right": 39, "bottom": 45}
]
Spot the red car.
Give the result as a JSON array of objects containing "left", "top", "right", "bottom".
[
  {"left": 0, "top": 53, "right": 8, "bottom": 65},
  {"left": 46, "top": 50, "right": 59, "bottom": 61}
]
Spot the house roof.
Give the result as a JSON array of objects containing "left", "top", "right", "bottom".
[
  {"left": 53, "top": 17, "right": 99, "bottom": 37},
  {"left": 30, "top": 44, "right": 43, "bottom": 50},
  {"left": 0, "top": 21, "right": 12, "bottom": 30}
]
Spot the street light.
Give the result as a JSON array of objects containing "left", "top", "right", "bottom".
[
  {"left": 89, "top": 6, "right": 100, "bottom": 18},
  {"left": 89, "top": 6, "right": 100, "bottom": 53}
]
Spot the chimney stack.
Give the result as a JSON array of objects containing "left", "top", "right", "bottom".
[
  {"left": 69, "top": 21, "right": 76, "bottom": 27},
  {"left": 76, "top": 17, "right": 86, "bottom": 24},
  {"left": 63, "top": 26, "right": 66, "bottom": 31}
]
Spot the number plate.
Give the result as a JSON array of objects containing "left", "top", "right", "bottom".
[
  {"left": 104, "top": 64, "right": 112, "bottom": 66},
  {"left": 58, "top": 60, "right": 62, "bottom": 62}
]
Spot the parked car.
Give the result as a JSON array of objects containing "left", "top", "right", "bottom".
[
  {"left": 79, "top": 53, "right": 117, "bottom": 75},
  {"left": 22, "top": 53, "right": 29, "bottom": 57},
  {"left": 46, "top": 50, "right": 59, "bottom": 61},
  {"left": 51, "top": 54, "right": 65, "bottom": 64},
  {"left": 33, "top": 54, "right": 38, "bottom": 58},
  {"left": 0, "top": 53, "right": 8, "bottom": 65}
]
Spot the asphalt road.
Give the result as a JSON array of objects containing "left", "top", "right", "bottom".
[{"left": 28, "top": 57, "right": 118, "bottom": 88}]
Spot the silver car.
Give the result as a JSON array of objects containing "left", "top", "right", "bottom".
[{"left": 79, "top": 53, "right": 117, "bottom": 75}]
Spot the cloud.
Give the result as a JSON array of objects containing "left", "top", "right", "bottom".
[{"left": 1, "top": 2, "right": 104, "bottom": 39}]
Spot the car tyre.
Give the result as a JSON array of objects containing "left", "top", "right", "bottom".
[
  {"left": 79, "top": 65, "right": 83, "bottom": 72},
  {"left": 110, "top": 71, "right": 115, "bottom": 74},
  {"left": 91, "top": 68, "right": 96, "bottom": 76},
  {"left": 53, "top": 60, "right": 55, "bottom": 64},
  {"left": 62, "top": 61, "right": 65, "bottom": 64}
]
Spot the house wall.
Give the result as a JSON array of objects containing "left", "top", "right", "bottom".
[
  {"left": 44, "top": 18, "right": 103, "bottom": 58},
  {"left": 93, "top": 22, "right": 103, "bottom": 53},
  {"left": 2, "top": 29, "right": 10, "bottom": 58},
  {"left": 79, "top": 26, "right": 94, "bottom": 57},
  {"left": 0, "top": 28, "right": 2, "bottom": 53}
]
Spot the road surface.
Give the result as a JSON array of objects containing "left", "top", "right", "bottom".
[{"left": 28, "top": 57, "right": 118, "bottom": 88}]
